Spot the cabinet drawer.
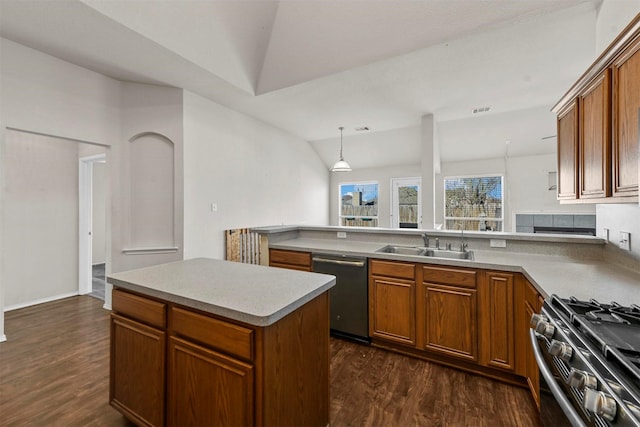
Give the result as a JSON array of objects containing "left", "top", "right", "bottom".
[
  {"left": 112, "top": 288, "right": 166, "bottom": 329},
  {"left": 370, "top": 259, "right": 416, "bottom": 280},
  {"left": 422, "top": 266, "right": 476, "bottom": 288},
  {"left": 171, "top": 306, "right": 254, "bottom": 361},
  {"left": 269, "top": 249, "right": 311, "bottom": 268}
]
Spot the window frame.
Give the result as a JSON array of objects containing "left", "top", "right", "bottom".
[
  {"left": 443, "top": 174, "right": 504, "bottom": 231},
  {"left": 338, "top": 181, "right": 379, "bottom": 227}
]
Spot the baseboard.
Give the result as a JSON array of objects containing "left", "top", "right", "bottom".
[
  {"left": 4, "top": 291, "right": 79, "bottom": 312},
  {"left": 0, "top": 334, "right": 6, "bottom": 343}
]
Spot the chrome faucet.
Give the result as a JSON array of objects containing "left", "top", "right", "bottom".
[
  {"left": 421, "top": 233, "right": 429, "bottom": 248},
  {"left": 455, "top": 224, "right": 468, "bottom": 252}
]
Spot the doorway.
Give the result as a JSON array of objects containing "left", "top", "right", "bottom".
[
  {"left": 391, "top": 177, "right": 422, "bottom": 229},
  {"left": 79, "top": 154, "right": 107, "bottom": 301}
]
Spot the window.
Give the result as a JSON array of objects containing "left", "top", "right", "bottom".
[
  {"left": 339, "top": 182, "right": 378, "bottom": 227},
  {"left": 391, "top": 177, "right": 421, "bottom": 228},
  {"left": 444, "top": 175, "right": 503, "bottom": 231}
]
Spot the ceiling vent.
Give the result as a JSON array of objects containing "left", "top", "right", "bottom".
[{"left": 472, "top": 106, "right": 491, "bottom": 114}]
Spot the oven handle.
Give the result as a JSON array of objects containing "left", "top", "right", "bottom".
[{"left": 529, "top": 329, "right": 587, "bottom": 427}]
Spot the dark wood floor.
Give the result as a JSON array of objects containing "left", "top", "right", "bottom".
[{"left": 0, "top": 296, "right": 540, "bottom": 426}]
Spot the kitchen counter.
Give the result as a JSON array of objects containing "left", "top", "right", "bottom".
[
  {"left": 268, "top": 237, "right": 640, "bottom": 303},
  {"left": 107, "top": 257, "right": 336, "bottom": 326}
]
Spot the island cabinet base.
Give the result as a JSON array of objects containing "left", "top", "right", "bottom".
[{"left": 110, "top": 288, "right": 330, "bottom": 427}]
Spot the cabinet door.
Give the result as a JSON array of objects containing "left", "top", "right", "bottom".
[
  {"left": 110, "top": 313, "right": 165, "bottom": 427},
  {"left": 369, "top": 276, "right": 416, "bottom": 346},
  {"left": 557, "top": 99, "right": 579, "bottom": 200},
  {"left": 167, "top": 336, "right": 254, "bottom": 427},
  {"left": 579, "top": 70, "right": 612, "bottom": 199},
  {"left": 612, "top": 37, "right": 640, "bottom": 197},
  {"left": 524, "top": 300, "right": 541, "bottom": 409},
  {"left": 480, "top": 272, "right": 515, "bottom": 372},
  {"left": 423, "top": 284, "right": 477, "bottom": 362}
]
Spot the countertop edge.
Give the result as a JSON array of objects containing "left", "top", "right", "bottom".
[
  {"left": 251, "top": 225, "right": 605, "bottom": 245},
  {"left": 108, "top": 259, "right": 336, "bottom": 327}
]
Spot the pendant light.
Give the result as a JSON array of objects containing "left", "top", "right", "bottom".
[{"left": 331, "top": 126, "right": 352, "bottom": 172}]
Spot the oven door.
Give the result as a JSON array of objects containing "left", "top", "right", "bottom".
[{"left": 530, "top": 329, "right": 588, "bottom": 427}]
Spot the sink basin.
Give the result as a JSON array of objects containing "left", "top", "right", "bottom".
[
  {"left": 375, "top": 245, "right": 473, "bottom": 260},
  {"left": 424, "top": 249, "right": 474, "bottom": 260},
  {"left": 376, "top": 245, "right": 429, "bottom": 256}
]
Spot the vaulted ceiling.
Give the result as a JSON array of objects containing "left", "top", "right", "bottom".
[{"left": 0, "top": 0, "right": 601, "bottom": 165}]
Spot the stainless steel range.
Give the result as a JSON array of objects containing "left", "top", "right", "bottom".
[{"left": 530, "top": 295, "right": 640, "bottom": 427}]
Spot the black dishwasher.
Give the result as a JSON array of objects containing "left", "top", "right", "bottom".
[{"left": 312, "top": 254, "right": 369, "bottom": 343}]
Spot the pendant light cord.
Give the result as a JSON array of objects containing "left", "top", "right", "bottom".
[{"left": 339, "top": 126, "right": 344, "bottom": 160}]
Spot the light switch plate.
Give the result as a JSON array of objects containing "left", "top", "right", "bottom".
[
  {"left": 337, "top": 231, "right": 347, "bottom": 239},
  {"left": 619, "top": 232, "right": 631, "bottom": 251},
  {"left": 490, "top": 239, "right": 507, "bottom": 248}
]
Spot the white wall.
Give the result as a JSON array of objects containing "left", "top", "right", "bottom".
[
  {"left": 329, "top": 164, "right": 422, "bottom": 228},
  {"left": 0, "top": 39, "right": 188, "bottom": 339},
  {"left": 114, "top": 83, "right": 185, "bottom": 273},
  {"left": 596, "top": 0, "right": 640, "bottom": 54},
  {"left": 597, "top": 204, "right": 640, "bottom": 263},
  {"left": 3, "top": 131, "right": 80, "bottom": 309},
  {"left": 1, "top": 38, "right": 121, "bottom": 340},
  {"left": 182, "top": 91, "right": 330, "bottom": 260},
  {"left": 506, "top": 154, "right": 595, "bottom": 228}
]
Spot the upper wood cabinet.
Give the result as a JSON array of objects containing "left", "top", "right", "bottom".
[
  {"left": 557, "top": 99, "right": 579, "bottom": 200},
  {"left": 553, "top": 13, "right": 640, "bottom": 203},
  {"left": 578, "top": 70, "right": 612, "bottom": 199},
  {"left": 612, "top": 35, "right": 640, "bottom": 197}
]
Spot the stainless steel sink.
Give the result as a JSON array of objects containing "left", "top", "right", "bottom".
[
  {"left": 375, "top": 245, "right": 473, "bottom": 260},
  {"left": 424, "top": 249, "right": 474, "bottom": 260},
  {"left": 376, "top": 245, "right": 429, "bottom": 256}
]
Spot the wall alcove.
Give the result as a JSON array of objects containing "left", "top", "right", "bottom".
[{"left": 126, "top": 132, "right": 176, "bottom": 252}]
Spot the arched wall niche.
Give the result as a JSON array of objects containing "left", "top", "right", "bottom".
[{"left": 127, "top": 132, "right": 176, "bottom": 250}]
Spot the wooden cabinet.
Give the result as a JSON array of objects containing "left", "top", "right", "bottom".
[
  {"left": 553, "top": 13, "right": 640, "bottom": 203},
  {"left": 420, "top": 266, "right": 478, "bottom": 362},
  {"left": 167, "top": 305, "right": 255, "bottom": 425},
  {"left": 479, "top": 271, "right": 515, "bottom": 372},
  {"left": 557, "top": 99, "right": 579, "bottom": 200},
  {"left": 612, "top": 35, "right": 640, "bottom": 197},
  {"left": 521, "top": 278, "right": 543, "bottom": 409},
  {"left": 110, "top": 289, "right": 166, "bottom": 427},
  {"left": 111, "top": 287, "right": 330, "bottom": 427},
  {"left": 579, "top": 70, "right": 612, "bottom": 199},
  {"left": 269, "top": 248, "right": 312, "bottom": 271},
  {"left": 167, "top": 336, "right": 254, "bottom": 426},
  {"left": 369, "top": 260, "right": 416, "bottom": 346}
]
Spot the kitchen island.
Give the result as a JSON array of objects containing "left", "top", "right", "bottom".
[{"left": 107, "top": 258, "right": 335, "bottom": 427}]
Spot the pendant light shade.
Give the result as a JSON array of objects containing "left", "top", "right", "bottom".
[{"left": 331, "top": 126, "right": 352, "bottom": 172}]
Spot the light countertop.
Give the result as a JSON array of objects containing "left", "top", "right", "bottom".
[
  {"left": 269, "top": 238, "right": 640, "bottom": 304},
  {"left": 107, "top": 258, "right": 336, "bottom": 327}
]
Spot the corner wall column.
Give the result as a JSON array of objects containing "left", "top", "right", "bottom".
[{"left": 421, "top": 114, "right": 439, "bottom": 229}]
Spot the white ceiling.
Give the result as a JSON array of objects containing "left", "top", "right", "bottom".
[{"left": 0, "top": 0, "right": 601, "bottom": 166}]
